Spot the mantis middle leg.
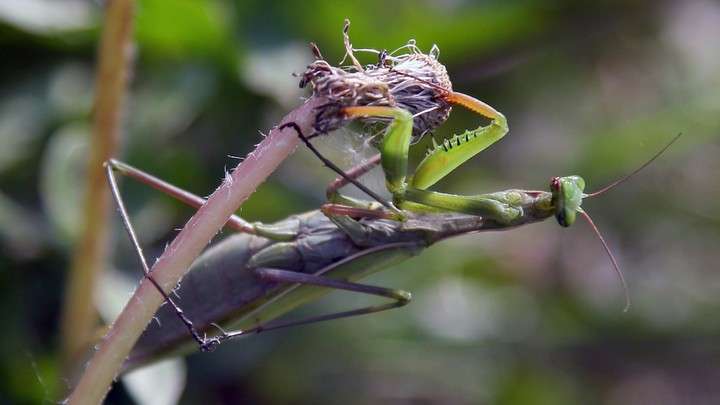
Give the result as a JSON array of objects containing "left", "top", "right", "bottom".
[{"left": 204, "top": 240, "right": 420, "bottom": 348}]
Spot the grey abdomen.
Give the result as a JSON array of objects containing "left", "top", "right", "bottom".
[
  {"left": 129, "top": 233, "right": 274, "bottom": 365},
  {"left": 128, "top": 217, "right": 362, "bottom": 367},
  {"left": 125, "top": 210, "right": 417, "bottom": 369}
]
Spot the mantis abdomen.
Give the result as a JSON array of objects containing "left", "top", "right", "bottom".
[{"left": 126, "top": 210, "right": 424, "bottom": 369}]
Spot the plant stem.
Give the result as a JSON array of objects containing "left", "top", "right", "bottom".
[
  {"left": 61, "top": 0, "right": 134, "bottom": 367},
  {"left": 66, "top": 96, "right": 326, "bottom": 405}
]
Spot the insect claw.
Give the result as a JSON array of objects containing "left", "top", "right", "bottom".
[{"left": 200, "top": 338, "right": 220, "bottom": 353}]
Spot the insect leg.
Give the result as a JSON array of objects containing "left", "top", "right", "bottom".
[
  {"left": 106, "top": 159, "right": 254, "bottom": 233},
  {"left": 278, "top": 122, "right": 399, "bottom": 215},
  {"left": 342, "top": 106, "right": 414, "bottom": 201},
  {"left": 104, "top": 163, "right": 214, "bottom": 350},
  {"left": 412, "top": 92, "right": 508, "bottom": 190},
  {"left": 209, "top": 267, "right": 412, "bottom": 345},
  {"left": 325, "top": 152, "right": 381, "bottom": 201},
  {"left": 108, "top": 159, "right": 308, "bottom": 241},
  {"left": 320, "top": 203, "right": 395, "bottom": 220}
]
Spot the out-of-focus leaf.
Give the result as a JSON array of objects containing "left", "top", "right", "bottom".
[
  {"left": 122, "top": 360, "right": 187, "bottom": 405},
  {"left": 97, "top": 269, "right": 187, "bottom": 405},
  {"left": 136, "top": 0, "right": 238, "bottom": 68},
  {"left": 0, "top": 95, "right": 47, "bottom": 172},
  {"left": 0, "top": 191, "right": 47, "bottom": 259},
  {"left": 240, "top": 43, "right": 309, "bottom": 108},
  {"left": 47, "top": 63, "right": 93, "bottom": 119},
  {"left": 39, "top": 123, "right": 88, "bottom": 244},
  {"left": 495, "top": 366, "right": 580, "bottom": 405},
  {"left": 413, "top": 277, "right": 539, "bottom": 342},
  {"left": 96, "top": 267, "right": 137, "bottom": 323},
  {"left": 0, "top": 0, "right": 95, "bottom": 34},
  {"left": 129, "top": 66, "right": 218, "bottom": 144},
  {"left": 294, "top": 1, "right": 551, "bottom": 62}
]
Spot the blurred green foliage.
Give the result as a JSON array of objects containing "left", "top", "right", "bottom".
[{"left": 1, "top": 0, "right": 719, "bottom": 404}]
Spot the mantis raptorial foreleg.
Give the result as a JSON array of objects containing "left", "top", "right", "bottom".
[
  {"left": 339, "top": 94, "right": 512, "bottom": 222},
  {"left": 279, "top": 122, "right": 399, "bottom": 214}
]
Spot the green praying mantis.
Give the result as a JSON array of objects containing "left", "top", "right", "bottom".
[
  {"left": 105, "top": 24, "right": 680, "bottom": 370},
  {"left": 107, "top": 112, "right": 678, "bottom": 371}
]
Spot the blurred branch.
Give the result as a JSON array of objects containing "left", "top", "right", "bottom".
[
  {"left": 66, "top": 97, "right": 326, "bottom": 405},
  {"left": 60, "top": 0, "right": 134, "bottom": 368}
]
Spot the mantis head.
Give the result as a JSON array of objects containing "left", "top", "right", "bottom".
[
  {"left": 546, "top": 134, "right": 681, "bottom": 312},
  {"left": 550, "top": 173, "right": 630, "bottom": 310},
  {"left": 550, "top": 175, "right": 586, "bottom": 227}
]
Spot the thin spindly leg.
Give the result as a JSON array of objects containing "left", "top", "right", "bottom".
[
  {"left": 325, "top": 153, "right": 381, "bottom": 200},
  {"left": 106, "top": 159, "right": 310, "bottom": 350},
  {"left": 278, "top": 122, "right": 399, "bottom": 214},
  {"left": 108, "top": 159, "right": 306, "bottom": 241},
  {"left": 207, "top": 267, "right": 412, "bottom": 345},
  {"left": 105, "top": 163, "right": 214, "bottom": 350},
  {"left": 106, "top": 159, "right": 254, "bottom": 233},
  {"left": 320, "top": 203, "right": 394, "bottom": 220}
]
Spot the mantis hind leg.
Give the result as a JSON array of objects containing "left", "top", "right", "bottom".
[
  {"left": 105, "top": 159, "right": 310, "bottom": 350},
  {"left": 200, "top": 241, "right": 422, "bottom": 349},
  {"left": 105, "top": 161, "right": 214, "bottom": 350},
  {"left": 107, "top": 159, "right": 304, "bottom": 240},
  {"left": 106, "top": 159, "right": 255, "bottom": 234},
  {"left": 206, "top": 266, "right": 412, "bottom": 347}
]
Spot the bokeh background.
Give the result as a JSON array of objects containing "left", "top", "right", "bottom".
[{"left": 1, "top": 0, "right": 719, "bottom": 404}]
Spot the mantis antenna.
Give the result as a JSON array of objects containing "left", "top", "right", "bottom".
[
  {"left": 579, "top": 209, "right": 631, "bottom": 312},
  {"left": 585, "top": 133, "right": 682, "bottom": 198},
  {"left": 580, "top": 133, "right": 682, "bottom": 312}
]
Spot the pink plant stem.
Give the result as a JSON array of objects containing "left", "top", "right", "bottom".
[{"left": 67, "top": 97, "right": 326, "bottom": 405}]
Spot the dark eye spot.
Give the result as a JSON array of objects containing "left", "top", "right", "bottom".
[
  {"left": 550, "top": 177, "right": 560, "bottom": 192},
  {"left": 556, "top": 210, "right": 568, "bottom": 227}
]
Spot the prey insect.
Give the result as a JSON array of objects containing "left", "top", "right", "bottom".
[{"left": 107, "top": 134, "right": 678, "bottom": 370}]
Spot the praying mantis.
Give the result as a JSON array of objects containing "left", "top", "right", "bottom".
[
  {"left": 104, "top": 21, "right": 679, "bottom": 371},
  {"left": 109, "top": 126, "right": 678, "bottom": 371}
]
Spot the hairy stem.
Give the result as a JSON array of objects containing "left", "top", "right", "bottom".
[
  {"left": 66, "top": 97, "right": 325, "bottom": 404},
  {"left": 60, "top": 0, "right": 134, "bottom": 368}
]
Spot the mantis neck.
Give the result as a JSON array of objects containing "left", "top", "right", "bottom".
[
  {"left": 397, "top": 189, "right": 556, "bottom": 244},
  {"left": 401, "top": 188, "right": 555, "bottom": 226}
]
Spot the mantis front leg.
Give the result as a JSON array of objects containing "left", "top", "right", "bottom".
[{"left": 342, "top": 93, "right": 510, "bottom": 220}]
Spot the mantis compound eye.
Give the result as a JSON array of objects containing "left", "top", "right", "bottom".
[{"left": 550, "top": 176, "right": 561, "bottom": 192}]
